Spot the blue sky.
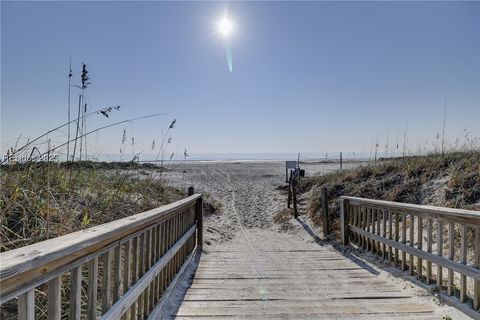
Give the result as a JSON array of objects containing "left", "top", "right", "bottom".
[{"left": 1, "top": 1, "right": 479, "bottom": 159}]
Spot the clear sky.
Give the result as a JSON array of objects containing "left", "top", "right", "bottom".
[{"left": 1, "top": 1, "right": 479, "bottom": 160}]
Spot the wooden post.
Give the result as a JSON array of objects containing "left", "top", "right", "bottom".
[
  {"left": 88, "top": 257, "right": 98, "bottom": 319},
  {"left": 474, "top": 225, "right": 480, "bottom": 310},
  {"left": 287, "top": 172, "right": 292, "bottom": 209},
  {"left": 47, "top": 277, "right": 62, "bottom": 320},
  {"left": 460, "top": 224, "right": 467, "bottom": 302},
  {"left": 196, "top": 196, "right": 203, "bottom": 251},
  {"left": 340, "top": 198, "right": 349, "bottom": 245},
  {"left": 340, "top": 152, "right": 343, "bottom": 170},
  {"left": 437, "top": 220, "right": 443, "bottom": 289},
  {"left": 18, "top": 290, "right": 34, "bottom": 320},
  {"left": 292, "top": 178, "right": 298, "bottom": 218},
  {"left": 187, "top": 186, "right": 194, "bottom": 196},
  {"left": 447, "top": 222, "right": 455, "bottom": 296},
  {"left": 71, "top": 266, "right": 82, "bottom": 319},
  {"left": 321, "top": 186, "right": 329, "bottom": 238}
]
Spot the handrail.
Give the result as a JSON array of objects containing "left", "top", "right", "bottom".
[
  {"left": 340, "top": 196, "right": 480, "bottom": 316},
  {"left": 0, "top": 193, "right": 203, "bottom": 320}
]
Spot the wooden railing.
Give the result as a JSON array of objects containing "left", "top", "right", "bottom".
[
  {"left": 0, "top": 193, "right": 203, "bottom": 320},
  {"left": 340, "top": 196, "right": 480, "bottom": 316}
]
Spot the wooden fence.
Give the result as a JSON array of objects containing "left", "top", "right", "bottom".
[
  {"left": 340, "top": 196, "right": 480, "bottom": 316},
  {"left": 0, "top": 193, "right": 203, "bottom": 320}
]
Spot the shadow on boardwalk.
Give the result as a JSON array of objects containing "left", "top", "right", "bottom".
[{"left": 295, "top": 217, "right": 380, "bottom": 276}]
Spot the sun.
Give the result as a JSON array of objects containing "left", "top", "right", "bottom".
[{"left": 217, "top": 15, "right": 234, "bottom": 38}]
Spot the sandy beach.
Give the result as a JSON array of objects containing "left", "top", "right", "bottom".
[{"left": 165, "top": 161, "right": 360, "bottom": 247}]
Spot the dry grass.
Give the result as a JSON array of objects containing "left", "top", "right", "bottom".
[
  {"left": 303, "top": 151, "right": 480, "bottom": 233},
  {"left": 0, "top": 161, "right": 184, "bottom": 252}
]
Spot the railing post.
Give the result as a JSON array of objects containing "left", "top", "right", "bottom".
[
  {"left": 321, "top": 186, "right": 329, "bottom": 238},
  {"left": 287, "top": 172, "right": 292, "bottom": 209},
  {"left": 340, "top": 198, "right": 349, "bottom": 245},
  {"left": 292, "top": 177, "right": 298, "bottom": 219},
  {"left": 18, "top": 290, "right": 34, "bottom": 320},
  {"left": 196, "top": 195, "right": 203, "bottom": 251}
]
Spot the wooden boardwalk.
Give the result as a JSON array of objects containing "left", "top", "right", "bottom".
[{"left": 172, "top": 229, "right": 447, "bottom": 319}]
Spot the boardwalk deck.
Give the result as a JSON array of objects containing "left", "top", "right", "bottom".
[{"left": 171, "top": 228, "right": 456, "bottom": 319}]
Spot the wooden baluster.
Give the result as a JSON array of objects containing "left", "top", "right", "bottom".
[
  {"left": 158, "top": 222, "right": 164, "bottom": 295},
  {"left": 150, "top": 228, "right": 156, "bottom": 308},
  {"left": 88, "top": 257, "right": 98, "bottom": 320},
  {"left": 352, "top": 204, "right": 358, "bottom": 244},
  {"left": 474, "top": 225, "right": 480, "bottom": 310},
  {"left": 129, "top": 237, "right": 138, "bottom": 320},
  {"left": 155, "top": 225, "right": 160, "bottom": 303},
  {"left": 143, "top": 228, "right": 152, "bottom": 316},
  {"left": 409, "top": 214, "right": 415, "bottom": 276},
  {"left": 394, "top": 212, "right": 399, "bottom": 264},
  {"left": 459, "top": 224, "right": 467, "bottom": 302},
  {"left": 376, "top": 209, "right": 381, "bottom": 255},
  {"left": 382, "top": 210, "right": 387, "bottom": 260},
  {"left": 447, "top": 222, "right": 455, "bottom": 296},
  {"left": 102, "top": 251, "right": 113, "bottom": 314},
  {"left": 366, "top": 207, "right": 371, "bottom": 252},
  {"left": 426, "top": 218, "right": 432, "bottom": 285},
  {"left": 113, "top": 244, "right": 123, "bottom": 303},
  {"left": 124, "top": 239, "right": 132, "bottom": 294},
  {"left": 162, "top": 220, "right": 168, "bottom": 292},
  {"left": 417, "top": 216, "right": 423, "bottom": 280},
  {"left": 138, "top": 233, "right": 145, "bottom": 317},
  {"left": 388, "top": 211, "right": 393, "bottom": 262},
  {"left": 371, "top": 208, "right": 376, "bottom": 254},
  {"left": 122, "top": 239, "right": 132, "bottom": 320},
  {"left": 47, "top": 277, "right": 62, "bottom": 320},
  {"left": 357, "top": 205, "right": 362, "bottom": 246},
  {"left": 174, "top": 215, "right": 179, "bottom": 277},
  {"left": 18, "top": 289, "right": 35, "bottom": 320},
  {"left": 70, "top": 266, "right": 82, "bottom": 319},
  {"left": 362, "top": 207, "right": 367, "bottom": 250},
  {"left": 158, "top": 224, "right": 164, "bottom": 300},
  {"left": 437, "top": 220, "right": 443, "bottom": 289},
  {"left": 163, "top": 219, "right": 168, "bottom": 292},
  {"left": 401, "top": 214, "right": 407, "bottom": 271},
  {"left": 197, "top": 197, "right": 204, "bottom": 249}
]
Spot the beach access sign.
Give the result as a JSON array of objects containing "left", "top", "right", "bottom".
[{"left": 285, "top": 161, "right": 297, "bottom": 182}]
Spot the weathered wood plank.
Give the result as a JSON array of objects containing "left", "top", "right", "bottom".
[
  {"left": 88, "top": 257, "right": 98, "bottom": 319},
  {"left": 101, "top": 224, "right": 196, "bottom": 320},
  {"left": 102, "top": 250, "right": 113, "bottom": 314},
  {"left": 409, "top": 214, "right": 415, "bottom": 276},
  {"left": 70, "top": 266, "right": 82, "bottom": 320},
  {"left": 426, "top": 218, "right": 432, "bottom": 284},
  {"left": 437, "top": 219, "right": 443, "bottom": 289},
  {"left": 349, "top": 226, "right": 480, "bottom": 280},
  {"left": 459, "top": 224, "right": 467, "bottom": 303},
  {"left": 18, "top": 289, "right": 34, "bottom": 320},
  {"left": 342, "top": 196, "right": 480, "bottom": 225},
  {"left": 47, "top": 276, "right": 61, "bottom": 320},
  {"left": 401, "top": 213, "right": 407, "bottom": 271},
  {"left": 475, "top": 225, "right": 480, "bottom": 311},
  {"left": 448, "top": 222, "right": 455, "bottom": 296},
  {"left": 0, "top": 195, "right": 201, "bottom": 303},
  {"left": 417, "top": 216, "right": 423, "bottom": 280},
  {"left": 113, "top": 244, "right": 122, "bottom": 303}
]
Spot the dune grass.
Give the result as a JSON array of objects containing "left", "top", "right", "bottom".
[
  {"left": 0, "top": 161, "right": 184, "bottom": 252},
  {"left": 304, "top": 151, "right": 480, "bottom": 232}
]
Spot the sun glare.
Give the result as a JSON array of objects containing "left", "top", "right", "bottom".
[{"left": 218, "top": 16, "right": 233, "bottom": 37}]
